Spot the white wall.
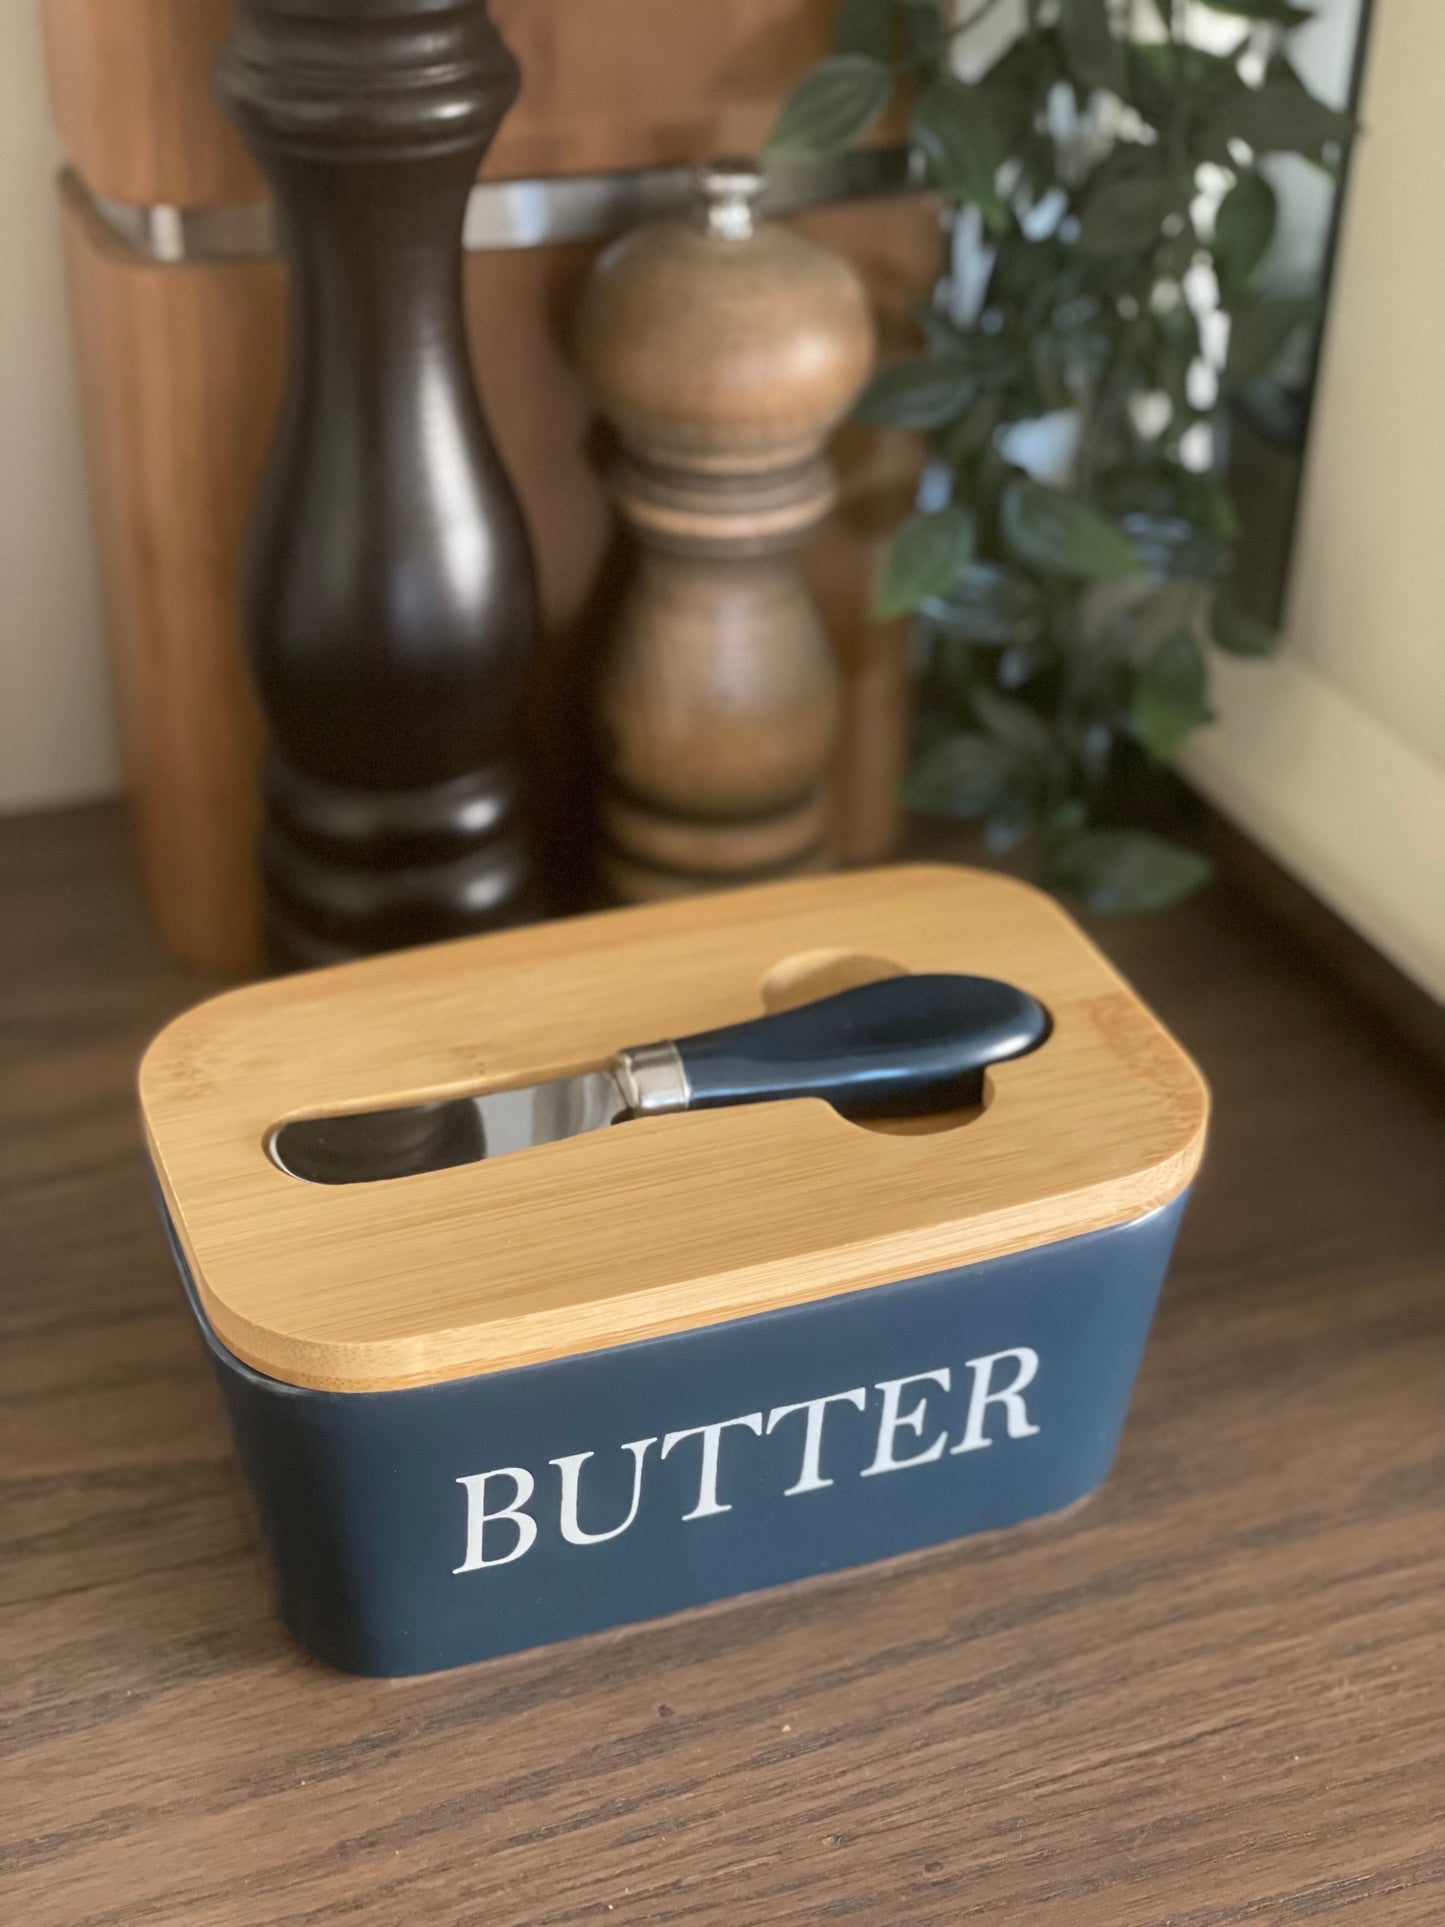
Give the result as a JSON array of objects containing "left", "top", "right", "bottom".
[
  {"left": 0, "top": 4, "right": 118, "bottom": 813},
  {"left": 1181, "top": 0, "right": 1445, "bottom": 1001}
]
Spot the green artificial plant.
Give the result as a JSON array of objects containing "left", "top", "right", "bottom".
[{"left": 765, "top": 0, "right": 1353, "bottom": 911}]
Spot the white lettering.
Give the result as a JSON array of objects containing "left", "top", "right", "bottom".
[
  {"left": 661, "top": 1413, "right": 764, "bottom": 1519},
  {"left": 861, "top": 1370, "right": 952, "bottom": 1477},
  {"left": 453, "top": 1466, "right": 537, "bottom": 1572},
  {"left": 951, "top": 1348, "right": 1041, "bottom": 1454},
  {"left": 766, "top": 1388, "right": 867, "bottom": 1495},
  {"left": 551, "top": 1437, "right": 658, "bottom": 1545},
  {"left": 453, "top": 1347, "right": 1043, "bottom": 1567}
]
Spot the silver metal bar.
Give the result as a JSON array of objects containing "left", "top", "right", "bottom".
[{"left": 63, "top": 147, "right": 923, "bottom": 268}]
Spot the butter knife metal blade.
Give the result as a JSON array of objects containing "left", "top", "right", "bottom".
[{"left": 268, "top": 974, "right": 1050, "bottom": 1185}]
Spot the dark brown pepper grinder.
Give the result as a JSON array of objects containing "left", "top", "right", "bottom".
[{"left": 218, "top": 0, "right": 540, "bottom": 967}]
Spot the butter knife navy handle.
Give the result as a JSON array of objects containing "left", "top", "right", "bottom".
[{"left": 669, "top": 975, "right": 1050, "bottom": 1120}]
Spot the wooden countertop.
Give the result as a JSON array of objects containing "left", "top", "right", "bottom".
[{"left": 3, "top": 804, "right": 1442, "bottom": 1925}]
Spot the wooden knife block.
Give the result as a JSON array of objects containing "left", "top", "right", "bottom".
[
  {"left": 142, "top": 864, "right": 1208, "bottom": 1674},
  {"left": 47, "top": 0, "right": 939, "bottom": 970}
]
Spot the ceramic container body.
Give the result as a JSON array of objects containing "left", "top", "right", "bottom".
[
  {"left": 141, "top": 865, "right": 1208, "bottom": 1676},
  {"left": 159, "top": 1191, "right": 1188, "bottom": 1676}
]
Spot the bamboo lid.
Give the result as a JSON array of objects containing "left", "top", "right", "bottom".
[{"left": 141, "top": 867, "right": 1208, "bottom": 1393}]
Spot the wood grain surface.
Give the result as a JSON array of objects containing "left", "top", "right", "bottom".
[
  {"left": 2, "top": 804, "right": 1443, "bottom": 1925},
  {"left": 577, "top": 175, "right": 872, "bottom": 896},
  {"left": 60, "top": 183, "right": 277, "bottom": 975},
  {"left": 41, "top": 0, "right": 880, "bottom": 205},
  {"left": 215, "top": 0, "right": 543, "bottom": 966},
  {"left": 140, "top": 865, "right": 1207, "bottom": 1391}
]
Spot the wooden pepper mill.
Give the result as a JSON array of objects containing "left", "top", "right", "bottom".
[
  {"left": 576, "top": 165, "right": 875, "bottom": 902},
  {"left": 217, "top": 0, "right": 540, "bottom": 967}
]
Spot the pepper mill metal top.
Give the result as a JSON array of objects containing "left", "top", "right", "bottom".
[{"left": 693, "top": 161, "right": 767, "bottom": 242}]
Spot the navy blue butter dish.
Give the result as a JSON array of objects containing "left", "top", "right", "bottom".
[{"left": 141, "top": 865, "right": 1208, "bottom": 1676}]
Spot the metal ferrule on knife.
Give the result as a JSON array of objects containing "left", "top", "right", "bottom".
[{"left": 611, "top": 1041, "right": 692, "bottom": 1118}]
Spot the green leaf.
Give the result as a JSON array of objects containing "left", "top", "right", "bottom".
[
  {"left": 1185, "top": 475, "right": 1243, "bottom": 544},
  {"left": 1077, "top": 174, "right": 1187, "bottom": 256},
  {"left": 1002, "top": 482, "right": 1146, "bottom": 580},
  {"left": 1223, "top": 295, "right": 1313, "bottom": 390},
  {"left": 1119, "top": 511, "right": 1232, "bottom": 584},
  {"left": 911, "top": 78, "right": 1005, "bottom": 224},
  {"left": 1045, "top": 797, "right": 1090, "bottom": 844},
  {"left": 972, "top": 684, "right": 1054, "bottom": 758},
  {"left": 985, "top": 777, "right": 1039, "bottom": 854},
  {"left": 979, "top": 37, "right": 1051, "bottom": 158},
  {"left": 833, "top": 0, "right": 895, "bottom": 58},
  {"left": 1135, "top": 44, "right": 1244, "bottom": 156},
  {"left": 999, "top": 638, "right": 1050, "bottom": 689},
  {"left": 1112, "top": 579, "right": 1208, "bottom": 665},
  {"left": 1266, "top": 51, "right": 1311, "bottom": 91},
  {"left": 1133, "top": 631, "right": 1212, "bottom": 760},
  {"left": 901, "top": 0, "right": 947, "bottom": 65},
  {"left": 1207, "top": 83, "right": 1354, "bottom": 163},
  {"left": 913, "top": 304, "right": 968, "bottom": 354},
  {"left": 1069, "top": 716, "right": 1115, "bottom": 783},
  {"left": 938, "top": 391, "right": 1004, "bottom": 465},
  {"left": 1214, "top": 172, "right": 1277, "bottom": 299},
  {"left": 986, "top": 76, "right": 1040, "bottom": 158},
  {"left": 764, "top": 55, "right": 892, "bottom": 159},
  {"left": 1059, "top": 0, "right": 1124, "bottom": 96},
  {"left": 1211, "top": 594, "right": 1279, "bottom": 656},
  {"left": 1103, "top": 467, "right": 1241, "bottom": 545},
  {"left": 1147, "top": 301, "right": 1203, "bottom": 409},
  {"left": 875, "top": 506, "right": 977, "bottom": 619},
  {"left": 1195, "top": 0, "right": 1316, "bottom": 21},
  {"left": 853, "top": 354, "right": 982, "bottom": 430},
  {"left": 923, "top": 561, "right": 1045, "bottom": 649},
  {"left": 900, "top": 732, "right": 1013, "bottom": 820},
  {"left": 1046, "top": 830, "right": 1214, "bottom": 913}
]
